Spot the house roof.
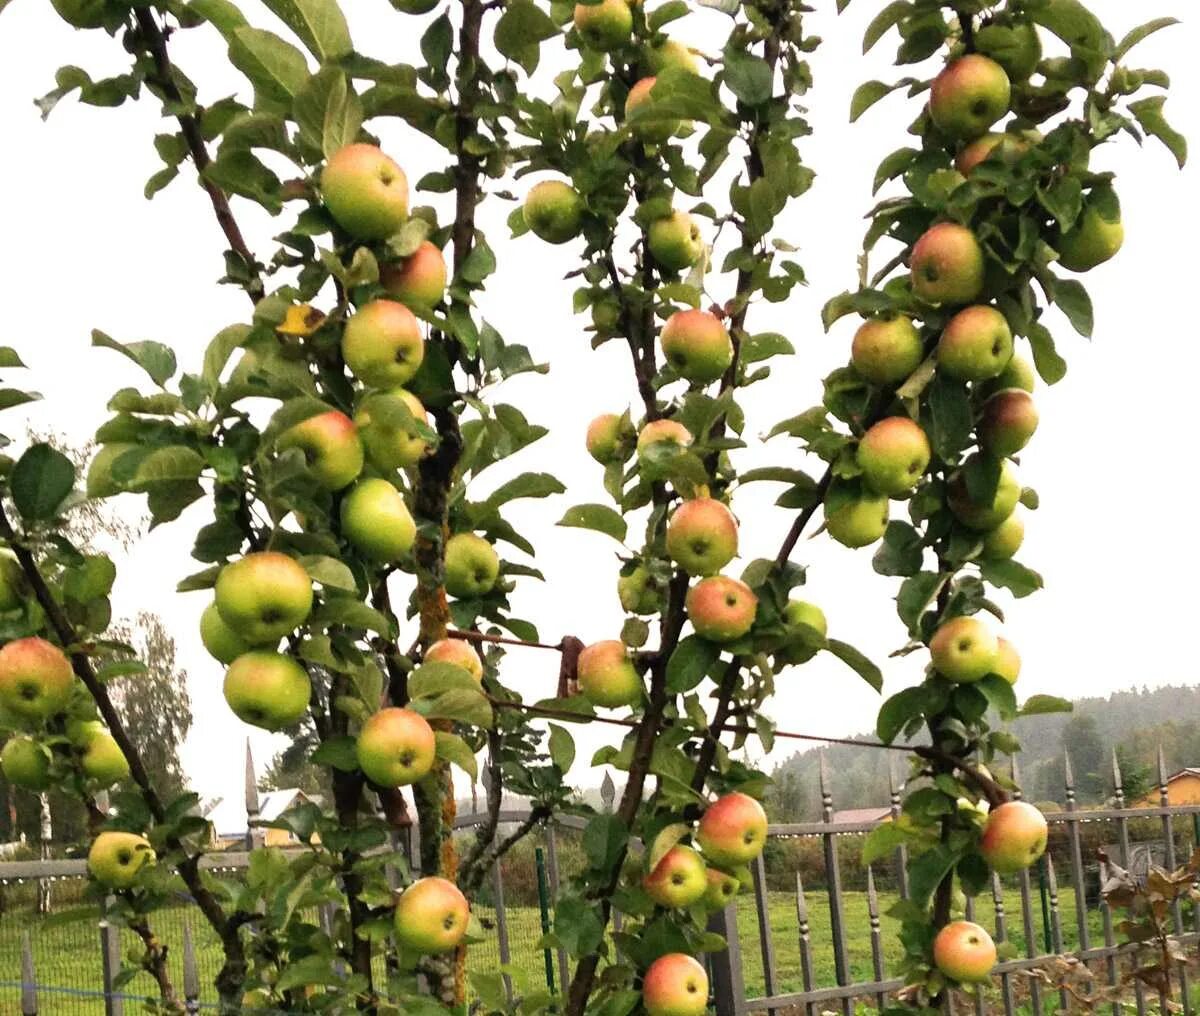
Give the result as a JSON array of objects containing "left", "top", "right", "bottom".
[
  {"left": 831, "top": 807, "right": 892, "bottom": 824},
  {"left": 1164, "top": 768, "right": 1200, "bottom": 782},
  {"left": 205, "top": 789, "right": 322, "bottom": 837}
]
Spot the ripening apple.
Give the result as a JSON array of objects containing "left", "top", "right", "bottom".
[
  {"left": 88, "top": 831, "right": 155, "bottom": 890},
  {"left": 356, "top": 707, "right": 436, "bottom": 787},
  {"left": 321, "top": 144, "right": 409, "bottom": 241},
  {"left": 1057, "top": 194, "right": 1124, "bottom": 272},
  {"left": 976, "top": 20, "right": 1042, "bottom": 81},
  {"left": 223, "top": 651, "right": 311, "bottom": 731},
  {"left": 980, "top": 800, "right": 1048, "bottom": 873},
  {"left": 851, "top": 316, "right": 925, "bottom": 386},
  {"left": 648, "top": 39, "right": 699, "bottom": 75},
  {"left": 660, "top": 309, "right": 732, "bottom": 384},
  {"left": 0, "top": 552, "right": 25, "bottom": 612},
  {"left": 644, "top": 845, "right": 708, "bottom": 908},
  {"left": 937, "top": 305, "right": 1013, "bottom": 382},
  {"left": 342, "top": 300, "right": 425, "bottom": 390},
  {"left": 278, "top": 410, "right": 364, "bottom": 491},
  {"left": 626, "top": 77, "right": 678, "bottom": 142},
  {"left": 979, "top": 388, "right": 1038, "bottom": 457},
  {"left": 381, "top": 241, "right": 447, "bottom": 310},
  {"left": 340, "top": 479, "right": 416, "bottom": 562},
  {"left": 649, "top": 211, "right": 704, "bottom": 272},
  {"left": 856, "top": 417, "right": 931, "bottom": 496},
  {"left": 686, "top": 576, "right": 757, "bottom": 643},
  {"left": 702, "top": 867, "right": 740, "bottom": 911},
  {"left": 394, "top": 876, "right": 470, "bottom": 953},
  {"left": 425, "top": 638, "right": 484, "bottom": 682},
  {"left": 577, "top": 640, "right": 642, "bottom": 708},
  {"left": 665, "top": 498, "right": 739, "bottom": 576},
  {"left": 643, "top": 953, "right": 709, "bottom": 1016},
  {"left": 956, "top": 131, "right": 1035, "bottom": 176},
  {"left": 573, "top": 0, "right": 631, "bottom": 51},
  {"left": 618, "top": 564, "right": 661, "bottom": 615},
  {"left": 200, "top": 602, "right": 254, "bottom": 664},
  {"left": 947, "top": 456, "right": 1020, "bottom": 531},
  {"left": 697, "top": 792, "right": 768, "bottom": 867},
  {"left": 51, "top": 0, "right": 109, "bottom": 28},
  {"left": 0, "top": 637, "right": 74, "bottom": 721},
  {"left": 824, "top": 486, "right": 889, "bottom": 549},
  {"left": 444, "top": 533, "right": 500, "bottom": 598},
  {"left": 779, "top": 599, "right": 827, "bottom": 665},
  {"left": 356, "top": 388, "right": 429, "bottom": 471},
  {"left": 992, "top": 637, "right": 1021, "bottom": 685},
  {"left": 929, "top": 615, "right": 999, "bottom": 683},
  {"left": 86, "top": 442, "right": 136, "bottom": 499},
  {"left": 1, "top": 736, "right": 51, "bottom": 791},
  {"left": 80, "top": 730, "right": 130, "bottom": 786},
  {"left": 928, "top": 55, "right": 1011, "bottom": 139},
  {"left": 637, "top": 419, "right": 692, "bottom": 460},
  {"left": 586, "top": 413, "right": 634, "bottom": 465},
  {"left": 523, "top": 180, "right": 585, "bottom": 245},
  {"left": 215, "top": 552, "right": 313, "bottom": 645},
  {"left": 980, "top": 512, "right": 1024, "bottom": 561},
  {"left": 933, "top": 920, "right": 997, "bottom": 983},
  {"left": 910, "top": 223, "right": 985, "bottom": 305}
]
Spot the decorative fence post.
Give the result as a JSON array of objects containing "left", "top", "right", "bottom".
[
  {"left": 244, "top": 739, "right": 260, "bottom": 851},
  {"left": 100, "top": 915, "right": 123, "bottom": 1016},
  {"left": 544, "top": 825, "right": 568, "bottom": 993},
  {"left": 20, "top": 931, "right": 36, "bottom": 1016},
  {"left": 1158, "top": 745, "right": 1192, "bottom": 1014},
  {"left": 707, "top": 902, "right": 746, "bottom": 1016},
  {"left": 182, "top": 919, "right": 200, "bottom": 1015},
  {"left": 819, "top": 753, "right": 851, "bottom": 1016},
  {"left": 888, "top": 756, "right": 909, "bottom": 900}
]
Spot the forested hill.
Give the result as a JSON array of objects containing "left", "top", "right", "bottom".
[{"left": 767, "top": 684, "right": 1200, "bottom": 820}]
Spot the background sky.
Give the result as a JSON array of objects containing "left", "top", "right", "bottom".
[{"left": 0, "top": 1, "right": 1196, "bottom": 812}]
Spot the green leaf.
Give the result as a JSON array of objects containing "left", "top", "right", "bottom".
[
  {"left": 1027, "top": 323, "right": 1067, "bottom": 385},
  {"left": 487, "top": 472, "right": 566, "bottom": 507},
  {"left": 861, "top": 819, "right": 907, "bottom": 865},
  {"left": 189, "top": 0, "right": 249, "bottom": 39},
  {"left": 127, "top": 447, "right": 206, "bottom": 491},
  {"left": 554, "top": 897, "right": 605, "bottom": 956},
  {"left": 825, "top": 639, "right": 882, "bottom": 692},
  {"left": 582, "top": 814, "right": 628, "bottom": 871},
  {"left": 872, "top": 521, "right": 924, "bottom": 578},
  {"left": 11, "top": 444, "right": 76, "bottom": 521},
  {"left": 666, "top": 635, "right": 718, "bottom": 694},
  {"left": 863, "top": 1, "right": 912, "bottom": 53},
  {"left": 723, "top": 51, "right": 773, "bottom": 107},
  {"left": 976, "top": 675, "right": 1018, "bottom": 721},
  {"left": 548, "top": 723, "right": 575, "bottom": 773},
  {"left": 557, "top": 504, "right": 627, "bottom": 544},
  {"left": 202, "top": 324, "right": 251, "bottom": 386},
  {"left": 927, "top": 373, "right": 972, "bottom": 460},
  {"left": 849, "top": 79, "right": 912, "bottom": 122},
  {"left": 980, "top": 559, "right": 1043, "bottom": 598},
  {"left": 877, "top": 685, "right": 928, "bottom": 744},
  {"left": 310, "top": 735, "right": 358, "bottom": 771},
  {"left": 1019, "top": 694, "right": 1073, "bottom": 717},
  {"left": 311, "top": 596, "right": 394, "bottom": 635},
  {"left": 298, "top": 555, "right": 357, "bottom": 591},
  {"left": 0, "top": 347, "right": 27, "bottom": 368},
  {"left": 91, "top": 330, "right": 177, "bottom": 386},
  {"left": 260, "top": 0, "right": 352, "bottom": 61},
  {"left": 229, "top": 27, "right": 310, "bottom": 104},
  {"left": 1115, "top": 17, "right": 1179, "bottom": 60},
  {"left": 435, "top": 731, "right": 478, "bottom": 780},
  {"left": 493, "top": 0, "right": 559, "bottom": 74},
  {"left": 741, "top": 331, "right": 793, "bottom": 364},
  {"left": 417, "top": 687, "right": 493, "bottom": 728},
  {"left": 1052, "top": 279, "right": 1093, "bottom": 337},
  {"left": 1129, "top": 96, "right": 1188, "bottom": 168},
  {"left": 294, "top": 68, "right": 363, "bottom": 158},
  {"left": 1030, "top": 0, "right": 1106, "bottom": 54}
]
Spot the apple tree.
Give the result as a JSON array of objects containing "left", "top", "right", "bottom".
[{"left": 0, "top": 0, "right": 1187, "bottom": 1014}]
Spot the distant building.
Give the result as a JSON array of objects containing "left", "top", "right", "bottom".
[
  {"left": 1135, "top": 768, "right": 1200, "bottom": 807},
  {"left": 204, "top": 789, "right": 322, "bottom": 849},
  {"left": 831, "top": 807, "right": 891, "bottom": 824}
]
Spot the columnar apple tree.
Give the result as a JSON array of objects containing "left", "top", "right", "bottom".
[{"left": 0, "top": 0, "right": 1185, "bottom": 1014}]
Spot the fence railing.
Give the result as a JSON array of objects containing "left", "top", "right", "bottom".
[{"left": 4, "top": 746, "right": 1200, "bottom": 1014}]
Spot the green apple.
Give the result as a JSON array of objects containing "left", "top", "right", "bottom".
[
  {"left": 637, "top": 419, "right": 692, "bottom": 459},
  {"left": 626, "top": 76, "right": 678, "bottom": 142},
  {"left": 618, "top": 564, "right": 661, "bottom": 615},
  {"left": 937, "top": 305, "right": 1013, "bottom": 382},
  {"left": 947, "top": 455, "right": 1020, "bottom": 531},
  {"left": 824, "top": 485, "right": 889, "bottom": 549},
  {"left": 591, "top": 299, "right": 623, "bottom": 335},
  {"left": 980, "top": 512, "right": 1024, "bottom": 561},
  {"left": 981, "top": 353, "right": 1035, "bottom": 396},
  {"left": 321, "top": 144, "right": 409, "bottom": 241},
  {"left": 779, "top": 599, "right": 827, "bottom": 665},
  {"left": 979, "top": 388, "right": 1038, "bottom": 457},
  {"left": 573, "top": 0, "right": 632, "bottom": 52},
  {"left": 424, "top": 638, "right": 483, "bottom": 682},
  {"left": 666, "top": 498, "right": 739, "bottom": 576},
  {"left": 523, "top": 180, "right": 584, "bottom": 244},
  {"left": 215, "top": 552, "right": 313, "bottom": 645},
  {"left": 647, "top": 39, "right": 699, "bottom": 75},
  {"left": 697, "top": 792, "right": 768, "bottom": 866},
  {"left": 980, "top": 800, "right": 1047, "bottom": 873},
  {"left": 929, "top": 615, "right": 999, "bottom": 683},
  {"left": 851, "top": 316, "right": 925, "bottom": 386},
  {"left": 577, "top": 640, "right": 642, "bottom": 708},
  {"left": 389, "top": 0, "right": 440, "bottom": 12},
  {"left": 341, "top": 479, "right": 416, "bottom": 562},
  {"left": 975, "top": 21, "right": 1042, "bottom": 82},
  {"left": 928, "top": 55, "right": 1011, "bottom": 139},
  {"left": 644, "top": 845, "right": 708, "bottom": 908},
  {"left": 933, "top": 920, "right": 997, "bottom": 983},
  {"left": 686, "top": 576, "right": 757, "bottom": 643},
  {"left": 356, "top": 389, "right": 429, "bottom": 471},
  {"left": 856, "top": 417, "right": 931, "bottom": 496},
  {"left": 356, "top": 706, "right": 436, "bottom": 787},
  {"left": 381, "top": 241, "right": 447, "bottom": 310},
  {"left": 0, "top": 551, "right": 25, "bottom": 611},
  {"left": 278, "top": 410, "right": 364, "bottom": 491},
  {"left": 342, "top": 299, "right": 426, "bottom": 389},
  {"left": 66, "top": 718, "right": 104, "bottom": 745},
  {"left": 992, "top": 636, "right": 1021, "bottom": 685},
  {"left": 1, "top": 736, "right": 50, "bottom": 791},
  {"left": 88, "top": 831, "right": 155, "bottom": 890},
  {"left": 224, "top": 651, "right": 311, "bottom": 731},
  {"left": 702, "top": 868, "right": 740, "bottom": 911},
  {"left": 394, "top": 876, "right": 470, "bottom": 953},
  {"left": 648, "top": 211, "right": 704, "bottom": 271},
  {"left": 0, "top": 637, "right": 74, "bottom": 721},
  {"left": 444, "top": 533, "right": 500, "bottom": 598},
  {"left": 910, "top": 222, "right": 985, "bottom": 305},
  {"left": 50, "top": 0, "right": 108, "bottom": 28},
  {"left": 586, "top": 413, "right": 634, "bottom": 464},
  {"left": 86, "top": 443, "right": 136, "bottom": 499},
  {"left": 643, "top": 954, "right": 708, "bottom": 1016},
  {"left": 1057, "top": 193, "right": 1124, "bottom": 272},
  {"left": 80, "top": 731, "right": 130, "bottom": 786},
  {"left": 200, "top": 602, "right": 255, "bottom": 664},
  {"left": 660, "top": 309, "right": 732, "bottom": 384}
]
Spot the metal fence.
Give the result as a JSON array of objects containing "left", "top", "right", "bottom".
[{"left": 4, "top": 746, "right": 1200, "bottom": 1014}]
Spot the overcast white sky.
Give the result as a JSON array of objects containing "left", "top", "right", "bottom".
[{"left": 0, "top": 1, "right": 1197, "bottom": 811}]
